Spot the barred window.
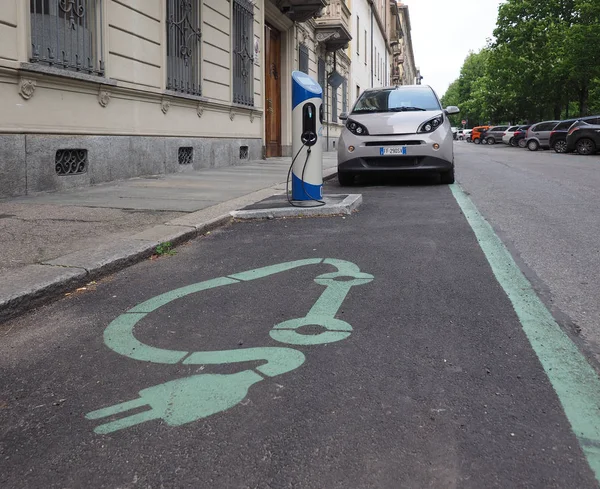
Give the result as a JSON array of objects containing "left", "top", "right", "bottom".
[
  {"left": 299, "top": 44, "right": 309, "bottom": 75},
  {"left": 232, "top": 0, "right": 255, "bottom": 106},
  {"left": 30, "top": 0, "right": 104, "bottom": 76},
  {"left": 166, "top": 0, "right": 202, "bottom": 96},
  {"left": 342, "top": 78, "right": 347, "bottom": 113}
]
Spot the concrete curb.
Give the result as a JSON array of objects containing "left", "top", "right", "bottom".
[
  {"left": 0, "top": 168, "right": 339, "bottom": 324},
  {"left": 230, "top": 194, "right": 361, "bottom": 220}
]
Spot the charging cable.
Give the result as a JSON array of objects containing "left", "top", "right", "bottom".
[{"left": 285, "top": 139, "right": 326, "bottom": 208}]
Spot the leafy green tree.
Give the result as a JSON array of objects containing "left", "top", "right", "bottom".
[{"left": 441, "top": 0, "right": 600, "bottom": 124}]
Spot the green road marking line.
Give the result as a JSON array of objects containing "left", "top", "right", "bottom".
[
  {"left": 104, "top": 313, "right": 189, "bottom": 364},
  {"left": 229, "top": 258, "right": 323, "bottom": 281},
  {"left": 128, "top": 277, "right": 238, "bottom": 314},
  {"left": 182, "top": 347, "right": 306, "bottom": 377},
  {"left": 88, "top": 259, "right": 373, "bottom": 434},
  {"left": 451, "top": 183, "right": 600, "bottom": 480}
]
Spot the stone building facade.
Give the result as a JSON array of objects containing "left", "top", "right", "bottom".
[
  {"left": 0, "top": 1, "right": 415, "bottom": 199},
  {"left": 390, "top": 2, "right": 418, "bottom": 86}
]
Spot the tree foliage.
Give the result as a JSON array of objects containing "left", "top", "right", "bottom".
[{"left": 441, "top": 0, "right": 600, "bottom": 126}]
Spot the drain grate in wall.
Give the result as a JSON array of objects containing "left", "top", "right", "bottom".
[
  {"left": 240, "top": 145, "right": 249, "bottom": 159},
  {"left": 179, "top": 147, "right": 193, "bottom": 165},
  {"left": 55, "top": 149, "right": 88, "bottom": 175}
]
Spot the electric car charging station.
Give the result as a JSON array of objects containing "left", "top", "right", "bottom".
[
  {"left": 291, "top": 70, "right": 323, "bottom": 204},
  {"left": 230, "top": 71, "right": 362, "bottom": 220}
]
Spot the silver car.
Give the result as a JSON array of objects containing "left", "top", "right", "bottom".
[
  {"left": 337, "top": 85, "right": 459, "bottom": 185},
  {"left": 525, "top": 120, "right": 559, "bottom": 151}
]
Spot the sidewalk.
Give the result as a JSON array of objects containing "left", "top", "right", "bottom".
[{"left": 0, "top": 153, "right": 338, "bottom": 322}]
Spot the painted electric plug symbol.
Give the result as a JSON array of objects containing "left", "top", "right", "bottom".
[
  {"left": 86, "top": 371, "right": 263, "bottom": 434},
  {"left": 87, "top": 259, "right": 373, "bottom": 434}
]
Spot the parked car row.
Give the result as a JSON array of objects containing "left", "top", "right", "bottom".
[{"left": 458, "top": 116, "right": 600, "bottom": 155}]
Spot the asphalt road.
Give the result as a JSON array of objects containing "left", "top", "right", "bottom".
[
  {"left": 455, "top": 142, "right": 600, "bottom": 365},
  {"left": 2, "top": 161, "right": 599, "bottom": 488}
]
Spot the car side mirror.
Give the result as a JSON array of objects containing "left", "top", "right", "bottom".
[
  {"left": 339, "top": 112, "right": 348, "bottom": 121},
  {"left": 445, "top": 106, "right": 460, "bottom": 115}
]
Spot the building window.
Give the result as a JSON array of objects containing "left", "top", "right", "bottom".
[
  {"left": 332, "top": 86, "right": 338, "bottom": 122},
  {"left": 232, "top": 0, "right": 255, "bottom": 106},
  {"left": 356, "top": 16, "right": 360, "bottom": 55},
  {"left": 364, "top": 30, "right": 367, "bottom": 65},
  {"left": 30, "top": 0, "right": 104, "bottom": 75},
  {"left": 356, "top": 84, "right": 360, "bottom": 100},
  {"left": 342, "top": 79, "right": 347, "bottom": 113},
  {"left": 318, "top": 58, "right": 326, "bottom": 92},
  {"left": 166, "top": 0, "right": 202, "bottom": 96},
  {"left": 299, "top": 44, "right": 309, "bottom": 74}
]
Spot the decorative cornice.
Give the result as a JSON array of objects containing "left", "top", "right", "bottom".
[
  {"left": 196, "top": 102, "right": 204, "bottom": 118},
  {"left": 229, "top": 108, "right": 236, "bottom": 121},
  {"left": 19, "top": 78, "right": 36, "bottom": 100}
]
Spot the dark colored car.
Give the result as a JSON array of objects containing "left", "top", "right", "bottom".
[
  {"left": 550, "top": 115, "right": 600, "bottom": 153},
  {"left": 513, "top": 125, "right": 532, "bottom": 148},
  {"left": 566, "top": 121, "right": 600, "bottom": 155},
  {"left": 484, "top": 125, "right": 510, "bottom": 145}
]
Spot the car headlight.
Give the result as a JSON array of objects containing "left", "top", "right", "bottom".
[
  {"left": 346, "top": 119, "right": 369, "bottom": 136},
  {"left": 418, "top": 115, "right": 444, "bottom": 134}
]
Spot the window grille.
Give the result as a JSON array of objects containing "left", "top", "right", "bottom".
[
  {"left": 166, "top": 0, "right": 202, "bottom": 96},
  {"left": 55, "top": 149, "right": 88, "bottom": 175},
  {"left": 299, "top": 44, "right": 309, "bottom": 75},
  {"left": 30, "top": 0, "right": 104, "bottom": 76},
  {"left": 232, "top": 0, "right": 254, "bottom": 106},
  {"left": 178, "top": 147, "right": 193, "bottom": 165}
]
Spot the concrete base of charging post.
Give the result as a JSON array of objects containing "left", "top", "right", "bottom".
[{"left": 230, "top": 194, "right": 363, "bottom": 220}]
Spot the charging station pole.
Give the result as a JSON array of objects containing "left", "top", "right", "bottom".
[{"left": 291, "top": 71, "right": 323, "bottom": 202}]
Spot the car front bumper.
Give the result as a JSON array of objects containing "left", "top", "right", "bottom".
[{"left": 337, "top": 129, "right": 453, "bottom": 174}]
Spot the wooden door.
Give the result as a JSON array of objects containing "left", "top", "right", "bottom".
[{"left": 264, "top": 25, "right": 282, "bottom": 158}]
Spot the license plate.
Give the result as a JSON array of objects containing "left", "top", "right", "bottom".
[{"left": 380, "top": 146, "right": 407, "bottom": 155}]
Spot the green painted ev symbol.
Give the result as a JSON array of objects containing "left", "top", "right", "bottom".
[{"left": 86, "top": 258, "right": 373, "bottom": 434}]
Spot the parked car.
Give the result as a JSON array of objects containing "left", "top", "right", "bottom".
[
  {"left": 337, "top": 85, "right": 459, "bottom": 185},
  {"left": 566, "top": 120, "right": 600, "bottom": 155},
  {"left": 502, "top": 126, "right": 521, "bottom": 145},
  {"left": 513, "top": 125, "right": 532, "bottom": 148},
  {"left": 471, "top": 126, "right": 490, "bottom": 144},
  {"left": 525, "top": 120, "right": 559, "bottom": 151},
  {"left": 549, "top": 116, "right": 600, "bottom": 153},
  {"left": 451, "top": 127, "right": 459, "bottom": 140},
  {"left": 485, "top": 125, "right": 510, "bottom": 145},
  {"left": 461, "top": 129, "right": 472, "bottom": 141}
]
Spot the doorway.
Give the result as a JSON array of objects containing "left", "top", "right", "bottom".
[{"left": 264, "top": 24, "right": 282, "bottom": 158}]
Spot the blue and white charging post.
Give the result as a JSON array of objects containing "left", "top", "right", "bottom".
[{"left": 291, "top": 71, "right": 323, "bottom": 202}]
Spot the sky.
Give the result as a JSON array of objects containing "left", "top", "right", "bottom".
[{"left": 405, "top": 0, "right": 505, "bottom": 98}]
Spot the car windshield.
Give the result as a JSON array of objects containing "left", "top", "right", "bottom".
[{"left": 352, "top": 87, "right": 441, "bottom": 114}]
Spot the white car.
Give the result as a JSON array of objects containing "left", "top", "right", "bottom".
[
  {"left": 337, "top": 85, "right": 459, "bottom": 185},
  {"left": 502, "top": 126, "right": 521, "bottom": 145},
  {"left": 459, "top": 129, "right": 472, "bottom": 141}
]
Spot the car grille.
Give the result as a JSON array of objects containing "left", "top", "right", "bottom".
[
  {"left": 365, "top": 140, "right": 423, "bottom": 146},
  {"left": 363, "top": 156, "right": 420, "bottom": 168}
]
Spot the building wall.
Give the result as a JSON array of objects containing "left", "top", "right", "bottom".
[
  {"left": 398, "top": 5, "right": 417, "bottom": 86},
  {"left": 349, "top": 0, "right": 389, "bottom": 107},
  {"left": 0, "top": 0, "right": 265, "bottom": 197}
]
